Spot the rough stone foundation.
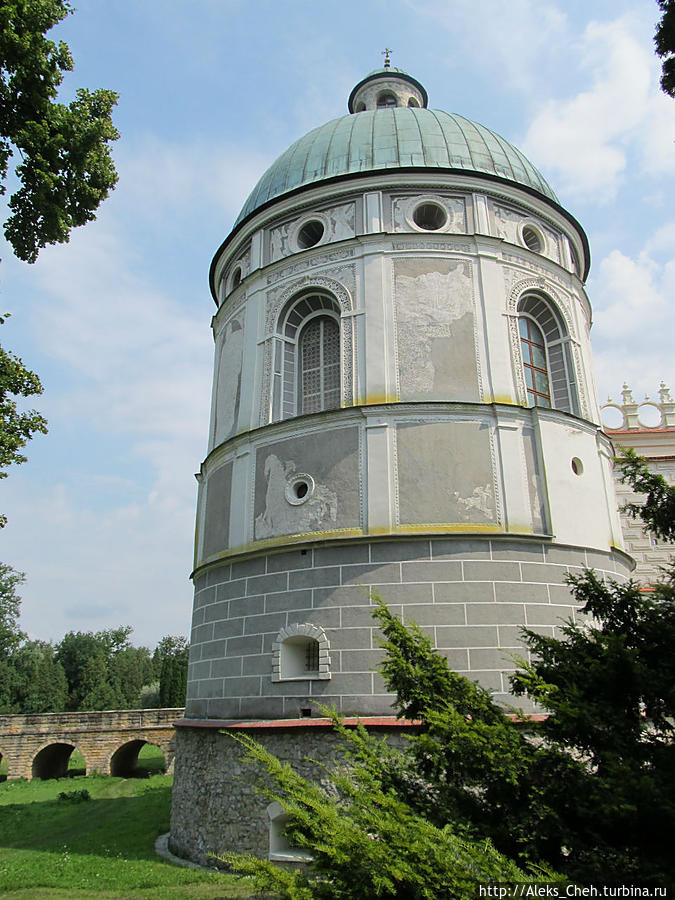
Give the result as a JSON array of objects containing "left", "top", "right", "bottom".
[{"left": 169, "top": 719, "right": 413, "bottom": 864}]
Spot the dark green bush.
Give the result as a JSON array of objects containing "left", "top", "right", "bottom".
[{"left": 57, "top": 788, "right": 91, "bottom": 803}]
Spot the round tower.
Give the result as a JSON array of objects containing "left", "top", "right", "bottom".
[{"left": 170, "top": 65, "right": 631, "bottom": 863}]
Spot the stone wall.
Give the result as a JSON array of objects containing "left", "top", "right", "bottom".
[{"left": 169, "top": 720, "right": 413, "bottom": 864}]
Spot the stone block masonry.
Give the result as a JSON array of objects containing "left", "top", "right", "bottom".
[{"left": 187, "top": 536, "right": 632, "bottom": 720}]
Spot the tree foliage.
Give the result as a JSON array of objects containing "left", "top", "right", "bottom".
[
  {"left": 156, "top": 635, "right": 189, "bottom": 707},
  {"left": 616, "top": 446, "right": 675, "bottom": 541},
  {"left": 8, "top": 638, "right": 67, "bottom": 712},
  {"left": 511, "top": 569, "right": 675, "bottom": 884},
  {"left": 655, "top": 0, "right": 675, "bottom": 98},
  {"left": 0, "top": 554, "right": 188, "bottom": 714},
  {"left": 218, "top": 724, "right": 558, "bottom": 900},
  {"left": 0, "top": 0, "right": 119, "bottom": 262},
  {"left": 0, "top": 316, "right": 47, "bottom": 527},
  {"left": 55, "top": 626, "right": 159, "bottom": 711},
  {"left": 0, "top": 560, "right": 24, "bottom": 654}
]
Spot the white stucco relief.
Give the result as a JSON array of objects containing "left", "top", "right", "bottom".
[
  {"left": 395, "top": 268, "right": 473, "bottom": 395},
  {"left": 213, "top": 316, "right": 245, "bottom": 446},
  {"left": 493, "top": 203, "right": 523, "bottom": 244},
  {"left": 255, "top": 454, "right": 338, "bottom": 540},
  {"left": 270, "top": 223, "right": 290, "bottom": 263},
  {"left": 269, "top": 204, "right": 355, "bottom": 264},
  {"left": 455, "top": 484, "right": 494, "bottom": 520},
  {"left": 326, "top": 203, "right": 355, "bottom": 241},
  {"left": 542, "top": 226, "right": 560, "bottom": 262}
]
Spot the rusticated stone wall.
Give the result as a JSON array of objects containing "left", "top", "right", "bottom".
[
  {"left": 0, "top": 708, "right": 184, "bottom": 780},
  {"left": 187, "top": 537, "right": 633, "bottom": 717}
]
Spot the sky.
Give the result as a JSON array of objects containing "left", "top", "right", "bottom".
[{"left": 0, "top": 0, "right": 673, "bottom": 647}]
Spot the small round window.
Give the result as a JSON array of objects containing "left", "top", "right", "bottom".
[
  {"left": 297, "top": 220, "right": 324, "bottom": 249},
  {"left": 377, "top": 92, "right": 397, "bottom": 108},
  {"left": 230, "top": 267, "right": 242, "bottom": 290},
  {"left": 571, "top": 457, "right": 584, "bottom": 476},
  {"left": 413, "top": 202, "right": 447, "bottom": 231},
  {"left": 522, "top": 225, "right": 543, "bottom": 253},
  {"left": 285, "top": 474, "right": 315, "bottom": 506}
]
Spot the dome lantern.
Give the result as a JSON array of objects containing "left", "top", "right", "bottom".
[{"left": 348, "top": 62, "right": 428, "bottom": 112}]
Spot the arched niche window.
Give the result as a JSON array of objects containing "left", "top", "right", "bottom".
[
  {"left": 517, "top": 293, "right": 579, "bottom": 415},
  {"left": 377, "top": 91, "right": 397, "bottom": 108},
  {"left": 267, "top": 801, "right": 313, "bottom": 862},
  {"left": 272, "top": 623, "right": 330, "bottom": 682},
  {"left": 273, "top": 293, "right": 341, "bottom": 421}
]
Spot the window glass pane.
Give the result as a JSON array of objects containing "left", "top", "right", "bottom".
[
  {"left": 531, "top": 345, "right": 547, "bottom": 369},
  {"left": 524, "top": 367, "right": 534, "bottom": 390},
  {"left": 535, "top": 369, "right": 549, "bottom": 393},
  {"left": 528, "top": 320, "right": 545, "bottom": 347},
  {"left": 520, "top": 337, "right": 531, "bottom": 364}
]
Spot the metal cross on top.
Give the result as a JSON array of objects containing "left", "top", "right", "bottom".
[{"left": 381, "top": 47, "right": 393, "bottom": 68}]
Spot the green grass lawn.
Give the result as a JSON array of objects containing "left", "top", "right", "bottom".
[{"left": 0, "top": 773, "right": 267, "bottom": 900}]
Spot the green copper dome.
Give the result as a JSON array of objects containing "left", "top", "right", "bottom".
[{"left": 234, "top": 106, "right": 557, "bottom": 226}]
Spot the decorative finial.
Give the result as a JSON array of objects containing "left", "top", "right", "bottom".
[{"left": 382, "top": 47, "right": 393, "bottom": 68}]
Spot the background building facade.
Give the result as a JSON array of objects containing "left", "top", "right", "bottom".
[{"left": 602, "top": 384, "right": 675, "bottom": 583}]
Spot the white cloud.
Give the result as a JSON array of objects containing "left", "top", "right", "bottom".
[
  {"left": 0, "top": 136, "right": 235, "bottom": 645},
  {"left": 2, "top": 473, "right": 196, "bottom": 646},
  {"left": 406, "top": 0, "right": 569, "bottom": 98},
  {"left": 521, "top": 17, "right": 675, "bottom": 202},
  {"left": 113, "top": 135, "right": 273, "bottom": 235},
  {"left": 590, "top": 231, "right": 675, "bottom": 402},
  {"left": 27, "top": 220, "right": 212, "bottom": 440}
]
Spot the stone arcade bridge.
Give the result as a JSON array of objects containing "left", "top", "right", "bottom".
[{"left": 0, "top": 708, "right": 184, "bottom": 780}]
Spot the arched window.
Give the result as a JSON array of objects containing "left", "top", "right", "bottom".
[
  {"left": 272, "top": 623, "right": 330, "bottom": 682},
  {"left": 274, "top": 293, "right": 341, "bottom": 421},
  {"left": 519, "top": 317, "right": 551, "bottom": 407},
  {"left": 267, "top": 801, "right": 313, "bottom": 862},
  {"left": 377, "top": 91, "right": 397, "bottom": 108},
  {"left": 298, "top": 316, "right": 340, "bottom": 415},
  {"left": 517, "top": 294, "right": 579, "bottom": 415},
  {"left": 281, "top": 635, "right": 320, "bottom": 677}
]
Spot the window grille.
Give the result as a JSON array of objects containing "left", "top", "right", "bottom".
[{"left": 299, "top": 316, "right": 340, "bottom": 414}]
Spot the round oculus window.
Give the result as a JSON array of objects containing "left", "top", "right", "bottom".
[
  {"left": 296, "top": 220, "right": 324, "bottom": 249},
  {"left": 571, "top": 457, "right": 584, "bottom": 476},
  {"left": 522, "top": 225, "right": 543, "bottom": 253},
  {"left": 230, "top": 266, "right": 242, "bottom": 290},
  {"left": 412, "top": 202, "right": 448, "bottom": 231},
  {"left": 285, "top": 474, "right": 315, "bottom": 506}
]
